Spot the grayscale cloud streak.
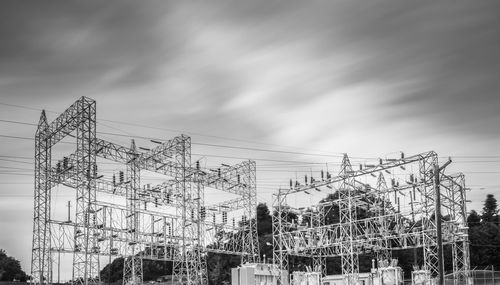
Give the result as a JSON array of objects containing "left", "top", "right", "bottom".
[{"left": 1, "top": 0, "right": 500, "bottom": 277}]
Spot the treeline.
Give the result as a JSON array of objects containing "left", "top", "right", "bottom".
[
  {"left": 467, "top": 194, "right": 500, "bottom": 267},
  {"left": 0, "top": 249, "right": 28, "bottom": 281}
]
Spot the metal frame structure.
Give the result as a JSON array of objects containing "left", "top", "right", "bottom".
[
  {"left": 31, "top": 97, "right": 259, "bottom": 285},
  {"left": 273, "top": 152, "right": 471, "bottom": 285}
]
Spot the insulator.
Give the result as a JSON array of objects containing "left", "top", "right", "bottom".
[
  {"left": 222, "top": 211, "right": 227, "bottom": 224},
  {"left": 155, "top": 198, "right": 158, "bottom": 207},
  {"left": 196, "top": 161, "right": 200, "bottom": 170},
  {"left": 93, "top": 164, "right": 97, "bottom": 176},
  {"left": 379, "top": 158, "right": 383, "bottom": 165},
  {"left": 218, "top": 168, "right": 221, "bottom": 178},
  {"left": 200, "top": 206, "right": 206, "bottom": 220},
  {"left": 391, "top": 178, "right": 396, "bottom": 187},
  {"left": 401, "top": 152, "right": 405, "bottom": 159},
  {"left": 63, "top": 157, "right": 68, "bottom": 168},
  {"left": 237, "top": 174, "right": 240, "bottom": 184},
  {"left": 213, "top": 213, "right": 216, "bottom": 224},
  {"left": 119, "top": 171, "right": 124, "bottom": 183},
  {"left": 87, "top": 169, "right": 91, "bottom": 179},
  {"left": 242, "top": 215, "right": 247, "bottom": 225},
  {"left": 360, "top": 164, "right": 363, "bottom": 170},
  {"left": 327, "top": 172, "right": 331, "bottom": 179},
  {"left": 409, "top": 174, "right": 414, "bottom": 183},
  {"left": 191, "top": 209, "right": 195, "bottom": 220},
  {"left": 112, "top": 174, "right": 116, "bottom": 186},
  {"left": 310, "top": 176, "right": 314, "bottom": 184},
  {"left": 166, "top": 192, "right": 171, "bottom": 204},
  {"left": 290, "top": 179, "right": 293, "bottom": 188},
  {"left": 321, "top": 170, "right": 324, "bottom": 180},
  {"left": 304, "top": 175, "right": 308, "bottom": 185},
  {"left": 232, "top": 218, "right": 235, "bottom": 227},
  {"left": 56, "top": 162, "right": 61, "bottom": 172}
]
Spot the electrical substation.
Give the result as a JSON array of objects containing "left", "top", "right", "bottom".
[
  {"left": 30, "top": 97, "right": 471, "bottom": 285},
  {"left": 31, "top": 97, "right": 259, "bottom": 285}
]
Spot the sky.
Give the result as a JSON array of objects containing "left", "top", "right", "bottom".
[{"left": 1, "top": 0, "right": 500, "bottom": 279}]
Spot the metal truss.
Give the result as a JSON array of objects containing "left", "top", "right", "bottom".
[
  {"left": 31, "top": 97, "right": 259, "bottom": 285},
  {"left": 31, "top": 110, "right": 51, "bottom": 285},
  {"left": 272, "top": 151, "right": 470, "bottom": 285},
  {"left": 440, "top": 173, "right": 471, "bottom": 285},
  {"left": 338, "top": 154, "right": 360, "bottom": 285}
]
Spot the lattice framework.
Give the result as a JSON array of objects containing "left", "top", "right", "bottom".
[{"left": 31, "top": 97, "right": 259, "bottom": 285}]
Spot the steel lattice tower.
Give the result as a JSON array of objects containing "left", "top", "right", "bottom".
[
  {"left": 31, "top": 110, "right": 51, "bottom": 285},
  {"left": 272, "top": 151, "right": 471, "bottom": 285},
  {"left": 338, "top": 154, "right": 360, "bottom": 285},
  {"left": 30, "top": 97, "right": 259, "bottom": 285}
]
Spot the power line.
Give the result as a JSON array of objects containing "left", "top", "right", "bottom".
[
  {"left": 0, "top": 102, "right": 346, "bottom": 155},
  {"left": 0, "top": 158, "right": 33, "bottom": 165},
  {"left": 1, "top": 118, "right": 348, "bottom": 158},
  {"left": 4, "top": 118, "right": 500, "bottom": 164}
]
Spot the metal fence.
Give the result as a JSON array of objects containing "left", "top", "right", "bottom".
[
  {"left": 444, "top": 266, "right": 500, "bottom": 285},
  {"left": 469, "top": 267, "right": 500, "bottom": 285}
]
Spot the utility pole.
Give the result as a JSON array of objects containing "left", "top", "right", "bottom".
[{"left": 434, "top": 158, "right": 451, "bottom": 285}]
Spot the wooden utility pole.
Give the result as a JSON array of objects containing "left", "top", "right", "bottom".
[
  {"left": 434, "top": 163, "right": 444, "bottom": 285},
  {"left": 434, "top": 159, "right": 451, "bottom": 285}
]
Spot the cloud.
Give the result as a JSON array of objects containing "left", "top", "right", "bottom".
[{"left": 1, "top": 1, "right": 500, "bottom": 276}]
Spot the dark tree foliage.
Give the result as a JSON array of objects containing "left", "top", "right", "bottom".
[
  {"left": 467, "top": 210, "right": 481, "bottom": 228},
  {"left": 257, "top": 203, "right": 272, "bottom": 236},
  {"left": 469, "top": 222, "right": 500, "bottom": 267},
  {"left": 206, "top": 253, "right": 240, "bottom": 285},
  {"left": 142, "top": 259, "right": 172, "bottom": 281},
  {"left": 255, "top": 203, "right": 274, "bottom": 262},
  {"left": 100, "top": 257, "right": 172, "bottom": 283},
  {"left": 467, "top": 194, "right": 500, "bottom": 268},
  {"left": 100, "top": 257, "right": 124, "bottom": 283},
  {"left": 258, "top": 234, "right": 273, "bottom": 263},
  {"left": 482, "top": 194, "right": 499, "bottom": 224},
  {"left": 0, "top": 249, "right": 28, "bottom": 281}
]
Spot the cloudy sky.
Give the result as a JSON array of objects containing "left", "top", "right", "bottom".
[{"left": 1, "top": 0, "right": 500, "bottom": 278}]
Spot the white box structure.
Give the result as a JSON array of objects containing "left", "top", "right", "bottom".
[
  {"left": 232, "top": 263, "right": 289, "bottom": 285},
  {"left": 291, "top": 271, "right": 321, "bottom": 285}
]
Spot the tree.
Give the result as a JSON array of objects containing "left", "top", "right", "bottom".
[
  {"left": 469, "top": 222, "right": 500, "bottom": 267},
  {"left": 482, "top": 194, "right": 499, "bottom": 224},
  {"left": 0, "top": 249, "right": 28, "bottom": 281},
  {"left": 100, "top": 257, "right": 124, "bottom": 283},
  {"left": 256, "top": 203, "right": 272, "bottom": 236},
  {"left": 206, "top": 253, "right": 240, "bottom": 285},
  {"left": 467, "top": 210, "right": 481, "bottom": 228},
  {"left": 467, "top": 194, "right": 500, "bottom": 268}
]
